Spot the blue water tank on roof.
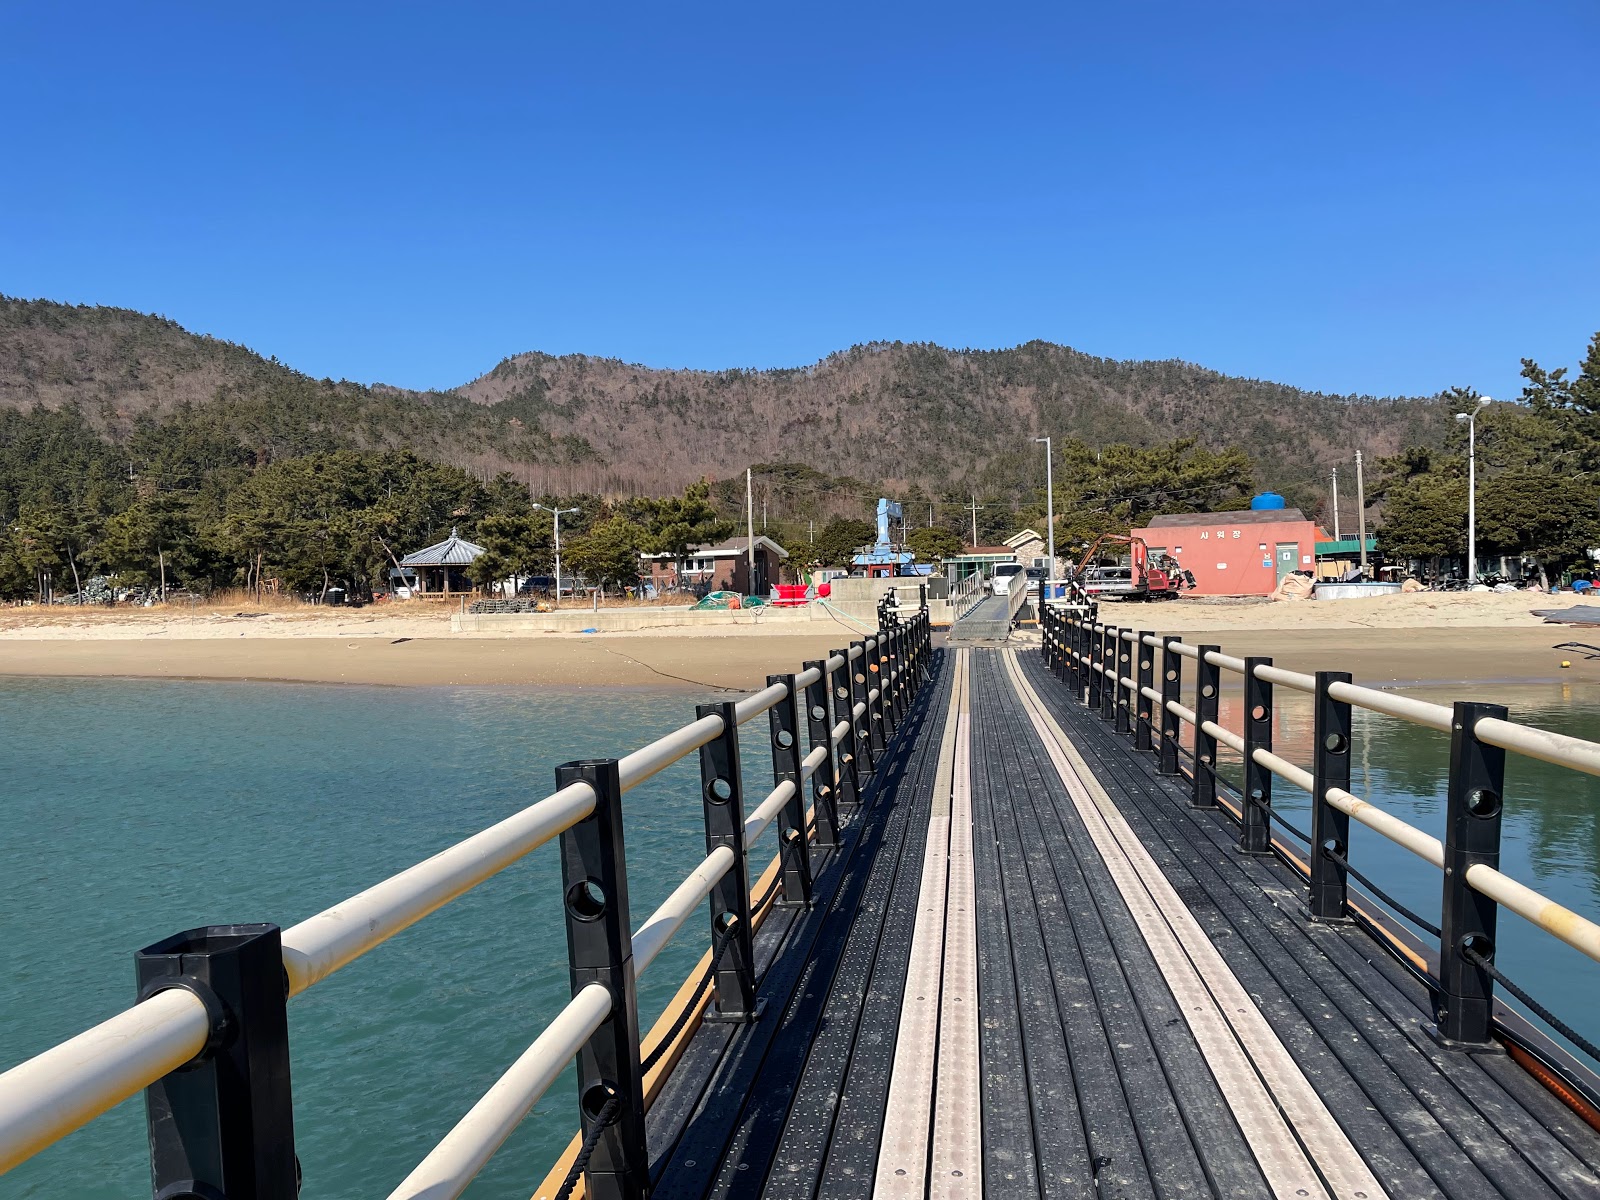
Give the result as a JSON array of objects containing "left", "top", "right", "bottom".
[{"left": 1250, "top": 492, "right": 1286, "bottom": 511}]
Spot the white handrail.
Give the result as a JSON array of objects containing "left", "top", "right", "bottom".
[
  {"left": 632, "top": 846, "right": 738, "bottom": 976},
  {"left": 744, "top": 779, "right": 797, "bottom": 844},
  {"left": 1325, "top": 787, "right": 1445, "bottom": 869},
  {"left": 1201, "top": 719, "right": 1245, "bottom": 755},
  {"left": 282, "top": 781, "right": 598, "bottom": 995},
  {"left": 1465, "top": 864, "right": 1600, "bottom": 962},
  {"left": 734, "top": 682, "right": 789, "bottom": 724},
  {"left": 800, "top": 745, "right": 828, "bottom": 782},
  {"left": 385, "top": 984, "right": 613, "bottom": 1200},
  {"left": 1326, "top": 682, "right": 1452, "bottom": 734},
  {"left": 0, "top": 988, "right": 212, "bottom": 1174},
  {"left": 1251, "top": 663, "right": 1315, "bottom": 693},
  {"left": 1474, "top": 717, "right": 1600, "bottom": 779},
  {"left": 1202, "top": 650, "right": 1247, "bottom": 674}
]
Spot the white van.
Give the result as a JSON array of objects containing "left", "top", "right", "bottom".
[{"left": 991, "top": 563, "right": 1025, "bottom": 596}]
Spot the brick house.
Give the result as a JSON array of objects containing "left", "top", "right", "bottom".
[{"left": 640, "top": 535, "right": 789, "bottom": 596}]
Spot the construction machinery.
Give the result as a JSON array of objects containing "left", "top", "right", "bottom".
[{"left": 1070, "top": 533, "right": 1194, "bottom": 600}]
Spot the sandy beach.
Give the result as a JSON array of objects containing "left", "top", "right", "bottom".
[{"left": 0, "top": 592, "right": 1597, "bottom": 691}]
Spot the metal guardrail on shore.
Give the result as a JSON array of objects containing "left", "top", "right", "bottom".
[
  {"left": 1042, "top": 595, "right": 1600, "bottom": 1083},
  {"left": 0, "top": 607, "right": 934, "bottom": 1200}
]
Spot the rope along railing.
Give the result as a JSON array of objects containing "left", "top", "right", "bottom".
[
  {"left": 1040, "top": 598, "right": 1600, "bottom": 1084},
  {"left": 0, "top": 607, "right": 935, "bottom": 1200}
]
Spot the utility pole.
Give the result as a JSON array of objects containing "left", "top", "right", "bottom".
[
  {"left": 1354, "top": 450, "right": 1368, "bottom": 575},
  {"left": 1035, "top": 436, "right": 1055, "bottom": 578},
  {"left": 970, "top": 494, "right": 982, "bottom": 546},
  {"left": 808, "top": 519, "right": 815, "bottom": 544},
  {"left": 1331, "top": 468, "right": 1341, "bottom": 541},
  {"left": 746, "top": 467, "right": 757, "bottom": 595},
  {"left": 928, "top": 502, "right": 934, "bottom": 529},
  {"left": 532, "top": 503, "right": 581, "bottom": 607}
]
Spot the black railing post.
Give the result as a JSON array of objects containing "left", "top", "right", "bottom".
[
  {"left": 867, "top": 636, "right": 889, "bottom": 754},
  {"left": 848, "top": 641, "right": 877, "bottom": 777},
  {"left": 695, "top": 702, "right": 757, "bottom": 1020},
  {"left": 1158, "top": 636, "right": 1183, "bottom": 775},
  {"left": 1099, "top": 625, "right": 1117, "bottom": 721},
  {"left": 830, "top": 648, "right": 864, "bottom": 806},
  {"left": 803, "top": 660, "right": 841, "bottom": 848},
  {"left": 1438, "top": 700, "right": 1509, "bottom": 1045},
  {"left": 1068, "top": 612, "right": 1081, "bottom": 691},
  {"left": 880, "top": 628, "right": 900, "bottom": 733},
  {"left": 1114, "top": 631, "right": 1133, "bottom": 734},
  {"left": 1239, "top": 658, "right": 1274, "bottom": 855},
  {"left": 1087, "top": 621, "right": 1103, "bottom": 711},
  {"left": 769, "top": 673, "right": 814, "bottom": 908},
  {"left": 135, "top": 924, "right": 298, "bottom": 1200},
  {"left": 1308, "top": 671, "right": 1354, "bottom": 922},
  {"left": 1191, "top": 644, "right": 1221, "bottom": 809},
  {"left": 553, "top": 758, "right": 649, "bottom": 1200},
  {"left": 1158, "top": 640, "right": 1184, "bottom": 780},
  {"left": 1134, "top": 631, "right": 1155, "bottom": 751}
]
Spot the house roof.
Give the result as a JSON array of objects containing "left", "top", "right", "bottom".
[
  {"left": 695, "top": 535, "right": 789, "bottom": 560},
  {"left": 400, "top": 528, "right": 486, "bottom": 567},
  {"left": 638, "top": 535, "right": 789, "bottom": 562},
  {"left": 1003, "top": 529, "right": 1044, "bottom": 548},
  {"left": 1145, "top": 508, "right": 1309, "bottom": 528}
]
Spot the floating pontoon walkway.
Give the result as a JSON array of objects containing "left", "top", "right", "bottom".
[{"left": 632, "top": 646, "right": 1600, "bottom": 1200}]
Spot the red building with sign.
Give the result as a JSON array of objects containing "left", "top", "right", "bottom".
[{"left": 1131, "top": 507, "right": 1328, "bottom": 597}]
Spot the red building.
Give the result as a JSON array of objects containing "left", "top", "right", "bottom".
[{"left": 1131, "top": 508, "right": 1328, "bottom": 597}]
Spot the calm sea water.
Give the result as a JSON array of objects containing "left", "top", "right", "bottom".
[
  {"left": 0, "top": 678, "right": 727, "bottom": 1199},
  {"left": 4, "top": 675, "right": 1599, "bottom": 1198}
]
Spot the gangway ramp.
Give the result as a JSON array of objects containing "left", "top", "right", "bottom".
[{"left": 950, "top": 584, "right": 1026, "bottom": 642}]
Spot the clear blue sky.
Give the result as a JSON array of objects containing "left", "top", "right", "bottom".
[{"left": 2, "top": 2, "right": 1595, "bottom": 399}]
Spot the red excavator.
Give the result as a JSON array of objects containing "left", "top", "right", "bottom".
[{"left": 1070, "top": 534, "right": 1195, "bottom": 601}]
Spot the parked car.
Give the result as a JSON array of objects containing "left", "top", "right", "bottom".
[
  {"left": 1024, "top": 566, "right": 1049, "bottom": 596},
  {"left": 991, "top": 563, "right": 1025, "bottom": 596}
]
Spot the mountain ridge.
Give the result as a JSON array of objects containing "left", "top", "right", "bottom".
[{"left": 0, "top": 295, "right": 1451, "bottom": 509}]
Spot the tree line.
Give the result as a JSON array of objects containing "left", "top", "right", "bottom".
[{"left": 1374, "top": 332, "right": 1600, "bottom": 582}]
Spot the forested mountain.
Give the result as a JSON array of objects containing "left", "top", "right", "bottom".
[{"left": 2, "top": 296, "right": 1450, "bottom": 513}]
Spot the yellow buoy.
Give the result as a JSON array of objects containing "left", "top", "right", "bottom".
[{"left": 1561, "top": 660, "right": 1573, "bottom": 668}]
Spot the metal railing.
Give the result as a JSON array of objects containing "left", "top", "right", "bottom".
[
  {"left": 949, "top": 571, "right": 984, "bottom": 621},
  {"left": 1040, "top": 602, "right": 1600, "bottom": 1078},
  {"left": 0, "top": 612, "right": 934, "bottom": 1200}
]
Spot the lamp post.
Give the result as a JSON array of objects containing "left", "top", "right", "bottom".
[
  {"left": 533, "top": 503, "right": 580, "bottom": 606},
  {"left": 1034, "top": 436, "right": 1055, "bottom": 581},
  {"left": 1454, "top": 397, "right": 1491, "bottom": 584}
]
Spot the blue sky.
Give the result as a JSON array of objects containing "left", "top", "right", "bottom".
[{"left": 1, "top": 2, "right": 1595, "bottom": 398}]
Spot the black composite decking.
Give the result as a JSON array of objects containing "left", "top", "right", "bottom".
[{"left": 638, "top": 646, "right": 1600, "bottom": 1200}]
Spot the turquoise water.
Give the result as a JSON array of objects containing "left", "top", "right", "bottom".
[
  {"left": 1212, "top": 681, "right": 1600, "bottom": 1065},
  {"left": 0, "top": 678, "right": 726, "bottom": 1199}
]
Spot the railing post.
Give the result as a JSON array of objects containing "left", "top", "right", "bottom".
[
  {"left": 866, "top": 638, "right": 888, "bottom": 755},
  {"left": 135, "top": 924, "right": 298, "bottom": 1200},
  {"left": 803, "top": 660, "right": 841, "bottom": 848},
  {"left": 695, "top": 702, "right": 758, "bottom": 1020},
  {"left": 1067, "top": 613, "right": 1080, "bottom": 691},
  {"left": 1190, "top": 645, "right": 1221, "bottom": 808},
  {"left": 880, "top": 628, "right": 900, "bottom": 733},
  {"left": 830, "top": 648, "right": 864, "bottom": 807},
  {"left": 1438, "top": 700, "right": 1509, "bottom": 1046},
  {"left": 769, "top": 673, "right": 814, "bottom": 908},
  {"left": 1239, "top": 658, "right": 1274, "bottom": 855},
  {"left": 848, "top": 641, "right": 877, "bottom": 776},
  {"left": 1308, "top": 671, "right": 1354, "bottom": 922},
  {"left": 1099, "top": 626, "right": 1118, "bottom": 722},
  {"left": 1114, "top": 631, "right": 1133, "bottom": 734},
  {"left": 1134, "top": 631, "right": 1155, "bottom": 751},
  {"left": 1158, "top": 636, "right": 1183, "bottom": 775},
  {"left": 553, "top": 758, "right": 649, "bottom": 1200},
  {"left": 1087, "top": 622, "right": 1103, "bottom": 711}
]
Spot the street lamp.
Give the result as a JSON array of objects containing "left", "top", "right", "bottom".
[
  {"left": 1454, "top": 397, "right": 1491, "bottom": 584},
  {"left": 532, "top": 503, "right": 580, "bottom": 606},
  {"left": 1034, "top": 436, "right": 1055, "bottom": 582}
]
